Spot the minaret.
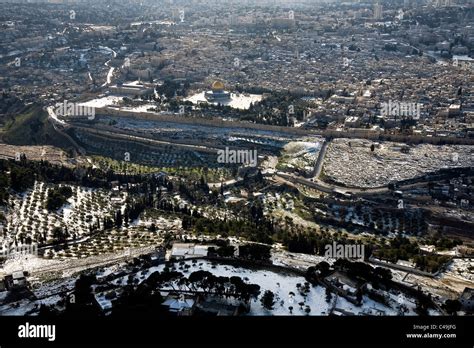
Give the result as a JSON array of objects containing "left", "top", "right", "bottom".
[{"left": 374, "top": 2, "right": 383, "bottom": 20}]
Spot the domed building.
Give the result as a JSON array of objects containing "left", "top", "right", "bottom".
[{"left": 204, "top": 80, "right": 231, "bottom": 101}]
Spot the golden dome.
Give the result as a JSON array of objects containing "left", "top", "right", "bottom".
[{"left": 211, "top": 80, "right": 225, "bottom": 91}]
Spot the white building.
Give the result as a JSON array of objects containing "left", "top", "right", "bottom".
[{"left": 170, "top": 243, "right": 209, "bottom": 260}]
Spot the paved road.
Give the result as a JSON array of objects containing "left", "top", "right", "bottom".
[
  {"left": 276, "top": 171, "right": 388, "bottom": 196},
  {"left": 311, "top": 139, "right": 328, "bottom": 179},
  {"left": 47, "top": 106, "right": 86, "bottom": 155}
]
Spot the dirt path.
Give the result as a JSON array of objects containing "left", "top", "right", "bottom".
[{"left": 1, "top": 244, "right": 159, "bottom": 281}]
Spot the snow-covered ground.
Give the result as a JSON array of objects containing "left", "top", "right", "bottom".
[
  {"left": 1, "top": 181, "right": 126, "bottom": 258},
  {"left": 0, "top": 250, "right": 446, "bottom": 316},
  {"left": 103, "top": 67, "right": 115, "bottom": 86},
  {"left": 278, "top": 140, "right": 322, "bottom": 173},
  {"left": 185, "top": 92, "right": 263, "bottom": 110},
  {"left": 78, "top": 96, "right": 124, "bottom": 108},
  {"left": 47, "top": 106, "right": 66, "bottom": 125},
  {"left": 109, "top": 259, "right": 415, "bottom": 316}
]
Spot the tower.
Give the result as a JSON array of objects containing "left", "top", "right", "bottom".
[{"left": 374, "top": 2, "right": 383, "bottom": 20}]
